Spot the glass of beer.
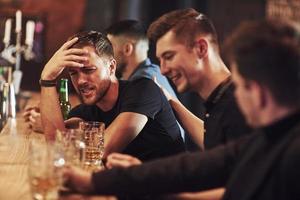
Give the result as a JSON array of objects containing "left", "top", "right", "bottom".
[
  {"left": 28, "top": 140, "right": 64, "bottom": 200},
  {"left": 56, "top": 128, "right": 86, "bottom": 167},
  {"left": 79, "top": 121, "right": 105, "bottom": 170}
]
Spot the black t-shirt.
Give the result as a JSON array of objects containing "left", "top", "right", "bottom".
[
  {"left": 68, "top": 78, "right": 185, "bottom": 161},
  {"left": 204, "top": 81, "right": 252, "bottom": 149}
]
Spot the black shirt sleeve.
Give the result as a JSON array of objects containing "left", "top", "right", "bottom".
[
  {"left": 120, "top": 78, "right": 164, "bottom": 119},
  {"left": 90, "top": 137, "right": 251, "bottom": 196},
  {"left": 68, "top": 104, "right": 84, "bottom": 119},
  {"left": 67, "top": 104, "right": 100, "bottom": 122},
  {"left": 283, "top": 137, "right": 300, "bottom": 199}
]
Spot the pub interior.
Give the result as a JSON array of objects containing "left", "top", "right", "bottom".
[{"left": 0, "top": 0, "right": 300, "bottom": 200}]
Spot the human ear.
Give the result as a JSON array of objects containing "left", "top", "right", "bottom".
[
  {"left": 123, "top": 43, "right": 134, "bottom": 56},
  {"left": 194, "top": 39, "right": 208, "bottom": 58},
  {"left": 248, "top": 81, "right": 267, "bottom": 109},
  {"left": 109, "top": 58, "right": 117, "bottom": 75}
]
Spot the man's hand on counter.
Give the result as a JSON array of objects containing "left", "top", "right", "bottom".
[{"left": 23, "top": 104, "right": 44, "bottom": 133}]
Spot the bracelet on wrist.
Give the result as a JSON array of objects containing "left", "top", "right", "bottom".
[{"left": 39, "top": 79, "right": 57, "bottom": 87}]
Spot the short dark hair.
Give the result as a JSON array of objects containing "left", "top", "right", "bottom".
[
  {"left": 147, "top": 8, "right": 218, "bottom": 49},
  {"left": 70, "top": 30, "right": 114, "bottom": 58},
  {"left": 225, "top": 19, "right": 300, "bottom": 107},
  {"left": 105, "top": 19, "right": 148, "bottom": 41}
]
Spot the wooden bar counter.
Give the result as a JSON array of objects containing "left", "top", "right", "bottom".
[
  {"left": 0, "top": 92, "right": 116, "bottom": 200},
  {"left": 0, "top": 117, "right": 44, "bottom": 199}
]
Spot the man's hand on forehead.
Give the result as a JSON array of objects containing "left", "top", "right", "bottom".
[{"left": 41, "top": 38, "right": 89, "bottom": 80}]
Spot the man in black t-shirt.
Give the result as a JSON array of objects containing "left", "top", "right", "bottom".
[
  {"left": 69, "top": 78, "right": 184, "bottom": 161},
  {"left": 39, "top": 31, "right": 185, "bottom": 161}
]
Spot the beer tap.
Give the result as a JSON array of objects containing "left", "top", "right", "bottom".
[{"left": 1, "top": 10, "right": 35, "bottom": 94}]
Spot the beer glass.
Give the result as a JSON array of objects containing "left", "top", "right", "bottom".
[
  {"left": 79, "top": 121, "right": 105, "bottom": 169},
  {"left": 56, "top": 128, "right": 86, "bottom": 167},
  {"left": 28, "top": 140, "right": 64, "bottom": 200}
]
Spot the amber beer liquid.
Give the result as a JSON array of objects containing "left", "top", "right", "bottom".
[
  {"left": 85, "top": 130, "right": 104, "bottom": 162},
  {"left": 59, "top": 78, "right": 71, "bottom": 120},
  {"left": 85, "top": 147, "right": 102, "bottom": 162},
  {"left": 31, "top": 176, "right": 59, "bottom": 200},
  {"left": 80, "top": 121, "right": 105, "bottom": 167}
]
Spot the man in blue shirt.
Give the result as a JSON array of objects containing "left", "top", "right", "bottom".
[{"left": 106, "top": 20, "right": 186, "bottom": 141}]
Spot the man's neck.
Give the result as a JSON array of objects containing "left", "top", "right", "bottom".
[
  {"left": 122, "top": 55, "right": 147, "bottom": 80},
  {"left": 196, "top": 58, "right": 231, "bottom": 100},
  {"left": 259, "top": 101, "right": 300, "bottom": 127},
  {"left": 95, "top": 78, "right": 119, "bottom": 111}
]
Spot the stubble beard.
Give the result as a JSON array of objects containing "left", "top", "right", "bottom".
[
  {"left": 78, "top": 79, "right": 111, "bottom": 105},
  {"left": 176, "top": 78, "right": 190, "bottom": 93}
]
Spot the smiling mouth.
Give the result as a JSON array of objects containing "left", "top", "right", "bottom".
[{"left": 170, "top": 74, "right": 180, "bottom": 83}]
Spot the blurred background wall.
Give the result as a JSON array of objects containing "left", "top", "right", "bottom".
[
  {"left": 1, "top": 0, "right": 300, "bottom": 90},
  {"left": 2, "top": 0, "right": 296, "bottom": 91},
  {"left": 0, "top": 0, "right": 299, "bottom": 149}
]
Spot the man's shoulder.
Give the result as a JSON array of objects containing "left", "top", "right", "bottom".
[
  {"left": 71, "top": 103, "right": 93, "bottom": 110},
  {"left": 120, "top": 78, "right": 161, "bottom": 100},
  {"left": 68, "top": 104, "right": 103, "bottom": 121},
  {"left": 278, "top": 124, "right": 300, "bottom": 182},
  {"left": 134, "top": 59, "right": 178, "bottom": 97},
  {"left": 218, "top": 84, "right": 240, "bottom": 111},
  {"left": 131, "top": 63, "right": 160, "bottom": 80},
  {"left": 69, "top": 104, "right": 97, "bottom": 115},
  {"left": 128, "top": 77, "right": 157, "bottom": 87},
  {"left": 131, "top": 58, "right": 161, "bottom": 78},
  {"left": 283, "top": 123, "right": 300, "bottom": 158},
  {"left": 70, "top": 104, "right": 83, "bottom": 112}
]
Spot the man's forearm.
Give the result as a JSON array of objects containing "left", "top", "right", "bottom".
[
  {"left": 169, "top": 98, "right": 205, "bottom": 149},
  {"left": 39, "top": 37, "right": 86, "bottom": 140},
  {"left": 40, "top": 86, "right": 65, "bottom": 140},
  {"left": 91, "top": 149, "right": 228, "bottom": 196}
]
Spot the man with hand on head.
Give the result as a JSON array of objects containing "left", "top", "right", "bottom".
[{"left": 39, "top": 31, "right": 185, "bottom": 162}]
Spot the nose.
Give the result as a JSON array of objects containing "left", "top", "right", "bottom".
[
  {"left": 76, "top": 71, "right": 88, "bottom": 85},
  {"left": 160, "top": 60, "right": 170, "bottom": 76}
]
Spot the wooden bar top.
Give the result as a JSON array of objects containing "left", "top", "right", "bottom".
[
  {"left": 0, "top": 92, "right": 116, "bottom": 200},
  {"left": 0, "top": 117, "right": 44, "bottom": 199}
]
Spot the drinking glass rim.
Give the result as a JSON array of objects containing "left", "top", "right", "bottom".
[{"left": 79, "top": 121, "right": 105, "bottom": 127}]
